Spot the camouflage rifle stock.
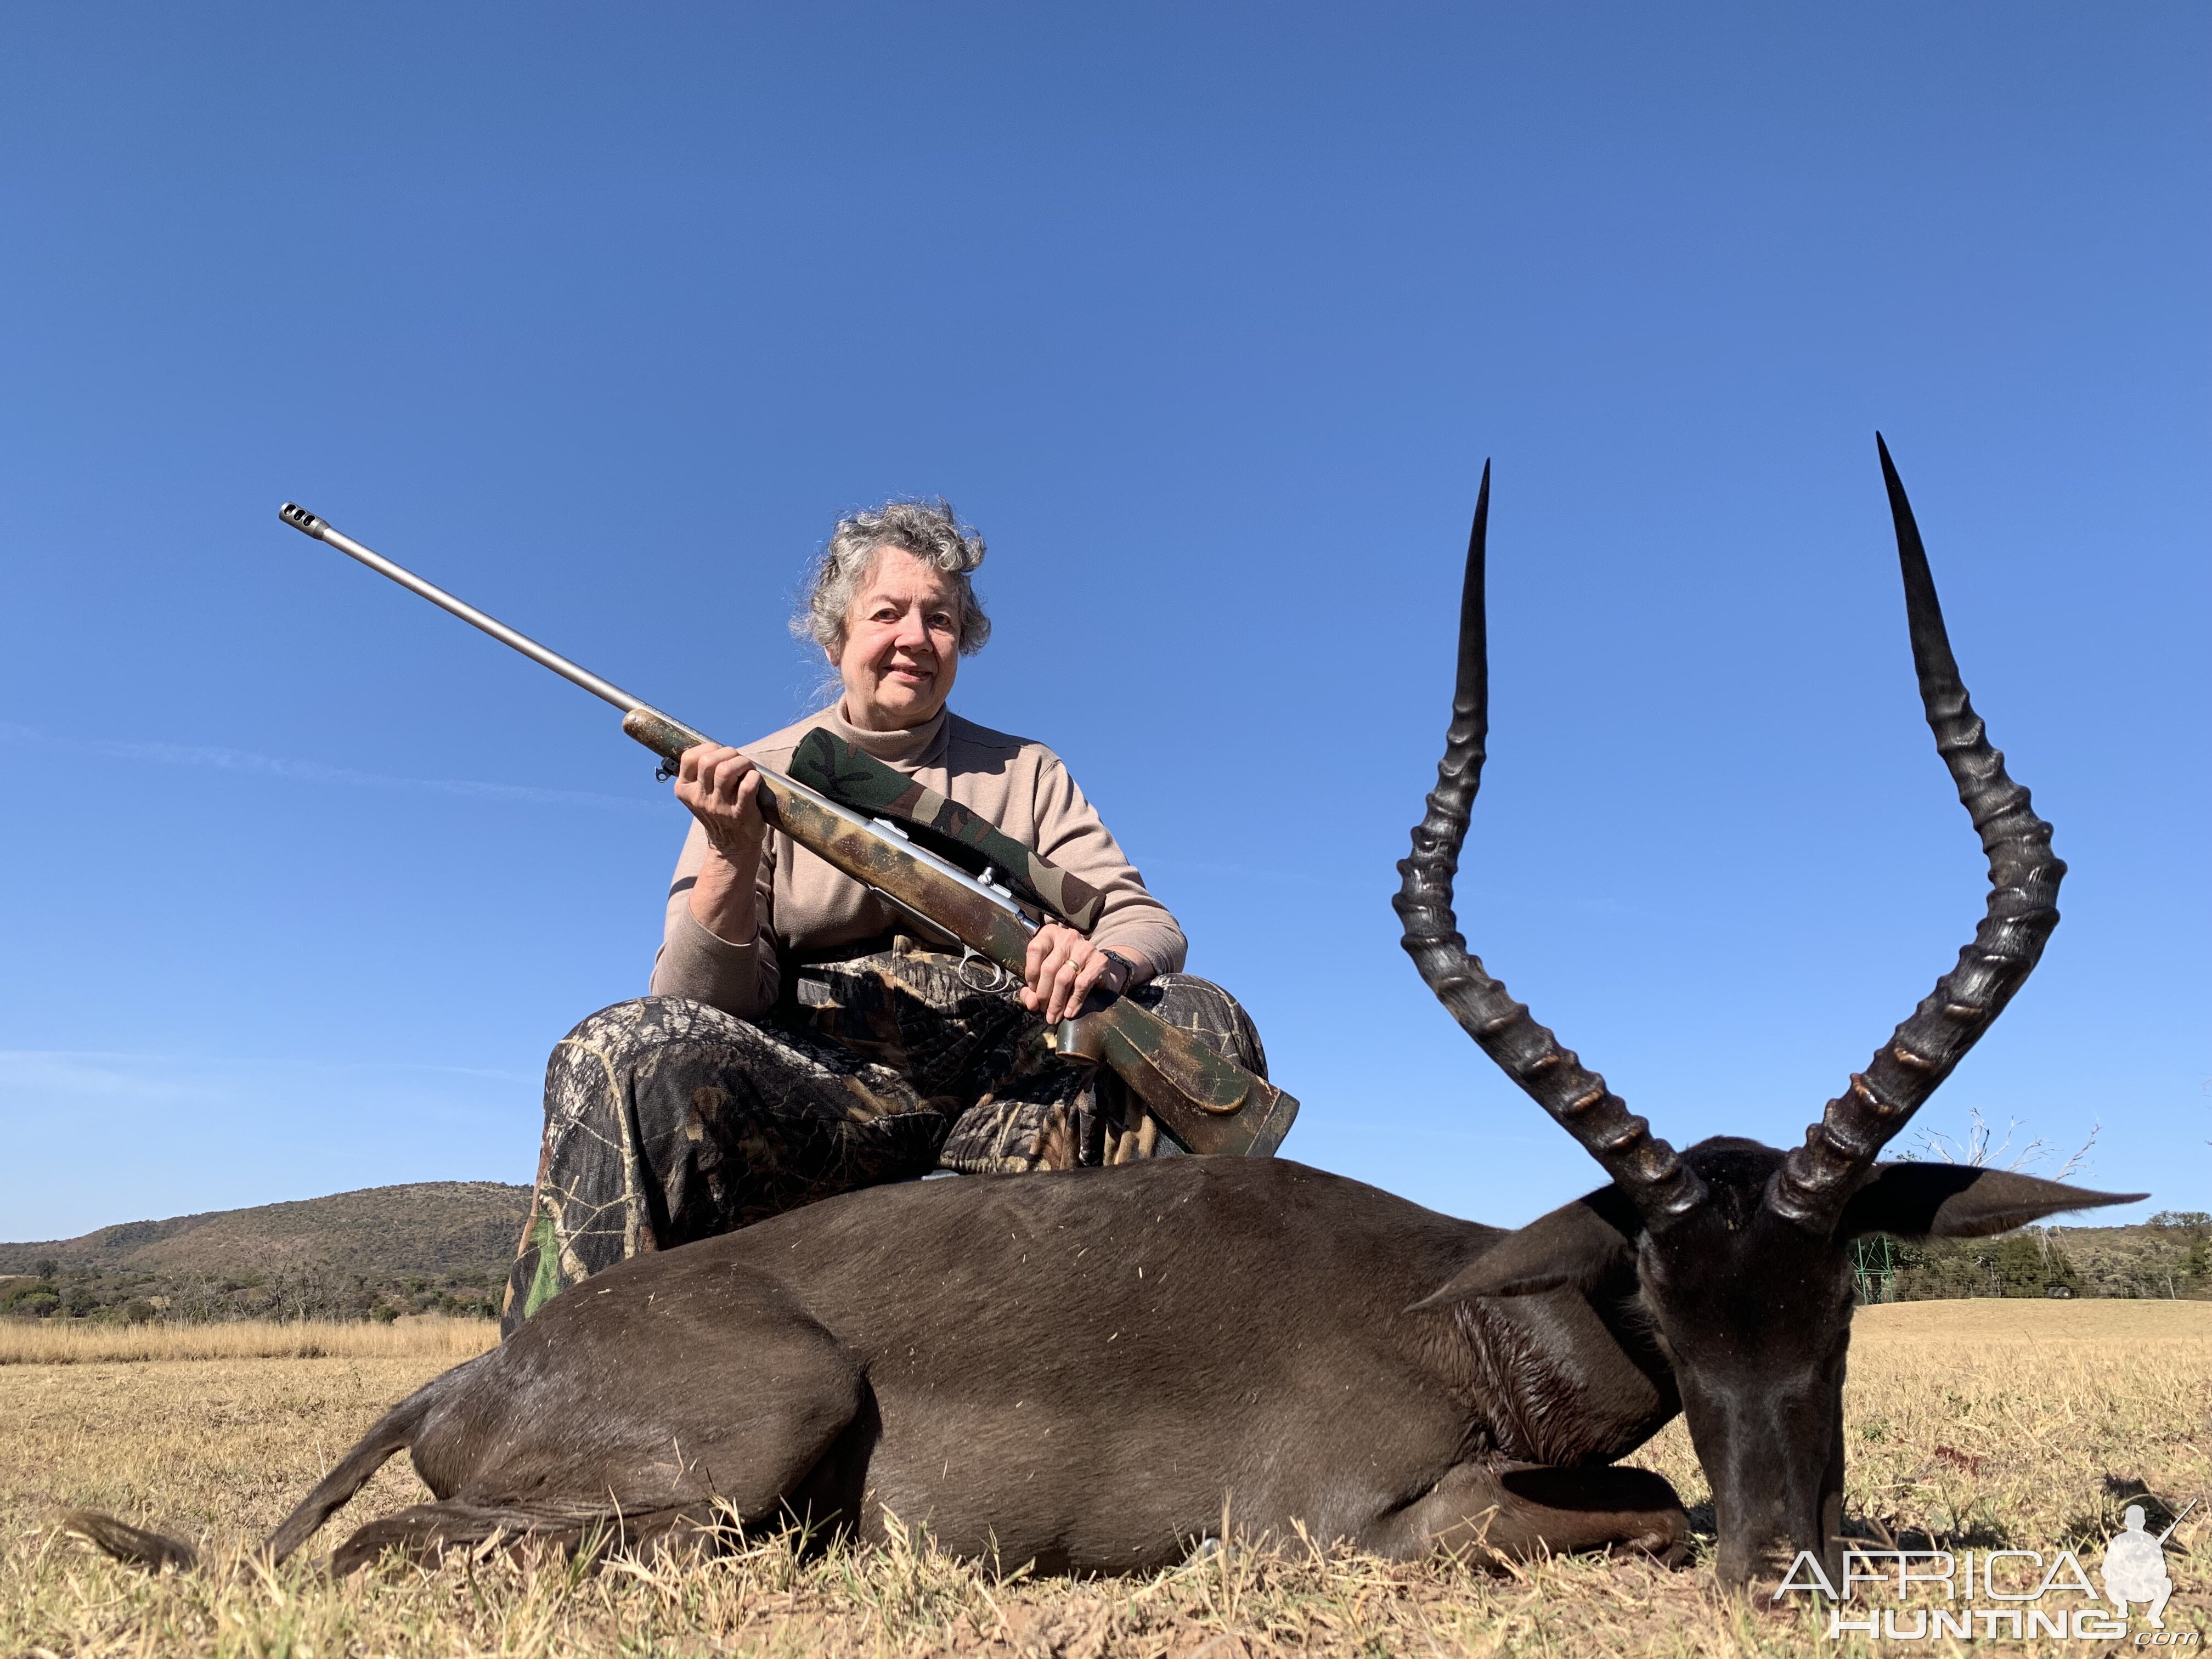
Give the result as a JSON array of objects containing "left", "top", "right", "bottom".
[{"left": 277, "top": 503, "right": 1298, "bottom": 1158}]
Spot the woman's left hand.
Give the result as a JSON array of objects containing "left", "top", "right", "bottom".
[{"left": 1020, "top": 924, "right": 1132, "bottom": 1024}]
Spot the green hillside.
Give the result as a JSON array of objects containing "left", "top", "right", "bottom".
[{"left": 0, "top": 1182, "right": 530, "bottom": 1324}]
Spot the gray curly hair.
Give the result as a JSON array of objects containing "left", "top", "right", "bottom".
[{"left": 792, "top": 498, "right": 992, "bottom": 658}]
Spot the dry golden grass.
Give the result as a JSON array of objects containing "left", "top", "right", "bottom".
[
  {"left": 1, "top": 1300, "right": 2205, "bottom": 1656},
  {"left": 0, "top": 1314, "right": 498, "bottom": 1367}
]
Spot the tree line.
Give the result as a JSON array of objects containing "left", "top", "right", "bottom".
[{"left": 0, "top": 1258, "right": 505, "bottom": 1323}]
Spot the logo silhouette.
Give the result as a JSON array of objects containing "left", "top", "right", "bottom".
[{"left": 2101, "top": 1500, "right": 2193, "bottom": 1629}]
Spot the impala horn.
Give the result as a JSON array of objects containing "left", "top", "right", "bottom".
[
  {"left": 1394, "top": 464, "right": 1709, "bottom": 1225},
  {"left": 1765, "top": 436, "right": 2067, "bottom": 1232}
]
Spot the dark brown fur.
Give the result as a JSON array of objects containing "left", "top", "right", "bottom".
[{"left": 77, "top": 1158, "right": 1700, "bottom": 1575}]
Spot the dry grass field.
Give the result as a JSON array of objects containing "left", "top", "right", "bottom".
[
  {"left": 2, "top": 1300, "right": 2206, "bottom": 1657},
  {"left": 0, "top": 1314, "right": 500, "bottom": 1368}
]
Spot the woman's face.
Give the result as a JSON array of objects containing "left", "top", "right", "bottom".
[{"left": 836, "top": 546, "right": 963, "bottom": 731}]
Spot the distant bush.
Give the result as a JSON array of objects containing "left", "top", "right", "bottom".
[
  {"left": 1887, "top": 1234, "right": 2082, "bottom": 1301},
  {"left": 1, "top": 1280, "right": 60, "bottom": 1316},
  {"left": 1884, "top": 1221, "right": 2211, "bottom": 1302},
  {"left": 0, "top": 1260, "right": 506, "bottom": 1327}
]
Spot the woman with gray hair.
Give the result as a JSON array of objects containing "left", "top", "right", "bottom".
[{"left": 501, "top": 499, "right": 1267, "bottom": 1334}]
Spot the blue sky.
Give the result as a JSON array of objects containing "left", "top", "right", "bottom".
[{"left": 1, "top": 4, "right": 2203, "bottom": 1242}]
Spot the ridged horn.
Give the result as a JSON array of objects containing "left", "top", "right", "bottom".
[
  {"left": 1767, "top": 436, "right": 2066, "bottom": 1231},
  {"left": 1393, "top": 464, "right": 1708, "bottom": 1225}
]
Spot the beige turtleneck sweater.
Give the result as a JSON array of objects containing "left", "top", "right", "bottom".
[{"left": 649, "top": 705, "right": 1187, "bottom": 1020}]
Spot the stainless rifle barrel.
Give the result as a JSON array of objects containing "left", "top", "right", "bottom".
[
  {"left": 280, "top": 500, "right": 1035, "bottom": 938},
  {"left": 278, "top": 503, "right": 648, "bottom": 717}
]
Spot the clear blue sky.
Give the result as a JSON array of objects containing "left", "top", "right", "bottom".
[{"left": 1, "top": 4, "right": 2204, "bottom": 1242}]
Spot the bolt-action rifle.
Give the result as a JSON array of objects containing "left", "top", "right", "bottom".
[
  {"left": 278, "top": 504, "right": 1298, "bottom": 1158},
  {"left": 2155, "top": 1498, "right": 2198, "bottom": 1546}
]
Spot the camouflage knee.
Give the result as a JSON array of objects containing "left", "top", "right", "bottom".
[
  {"left": 546, "top": 996, "right": 764, "bottom": 1092},
  {"left": 505, "top": 995, "right": 946, "bottom": 1336},
  {"left": 1131, "top": 974, "right": 1269, "bottom": 1079}
]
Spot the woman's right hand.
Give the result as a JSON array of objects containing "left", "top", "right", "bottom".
[
  {"left": 674, "top": 744, "right": 769, "bottom": 944},
  {"left": 673, "top": 743, "right": 769, "bottom": 866}
]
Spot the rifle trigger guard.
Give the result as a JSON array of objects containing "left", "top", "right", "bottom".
[{"left": 957, "top": 946, "right": 1015, "bottom": 995}]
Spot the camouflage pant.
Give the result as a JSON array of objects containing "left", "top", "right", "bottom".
[{"left": 500, "top": 947, "right": 1265, "bottom": 1334}]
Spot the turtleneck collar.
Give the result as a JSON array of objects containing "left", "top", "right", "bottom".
[{"left": 821, "top": 702, "right": 950, "bottom": 771}]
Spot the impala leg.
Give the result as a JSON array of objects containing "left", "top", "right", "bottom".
[
  {"left": 1413, "top": 1462, "right": 1692, "bottom": 1568},
  {"left": 335, "top": 1285, "right": 870, "bottom": 1574}
]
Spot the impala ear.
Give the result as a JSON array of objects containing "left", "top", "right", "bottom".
[
  {"left": 1836, "top": 1164, "right": 2146, "bottom": 1240},
  {"left": 1410, "top": 1189, "right": 1640, "bottom": 1307}
]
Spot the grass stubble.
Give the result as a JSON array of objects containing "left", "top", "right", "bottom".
[{"left": 0, "top": 1301, "right": 2204, "bottom": 1657}]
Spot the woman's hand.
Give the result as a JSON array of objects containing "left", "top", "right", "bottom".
[
  {"left": 674, "top": 743, "right": 769, "bottom": 943},
  {"left": 675, "top": 743, "right": 768, "bottom": 861},
  {"left": 1020, "top": 923, "right": 1133, "bottom": 1024}
]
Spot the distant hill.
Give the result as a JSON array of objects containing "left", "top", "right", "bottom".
[
  {"left": 0, "top": 1182, "right": 531, "bottom": 1323},
  {"left": 0, "top": 1182, "right": 529, "bottom": 1277},
  {"left": 1979, "top": 1216, "right": 2210, "bottom": 1300}
]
